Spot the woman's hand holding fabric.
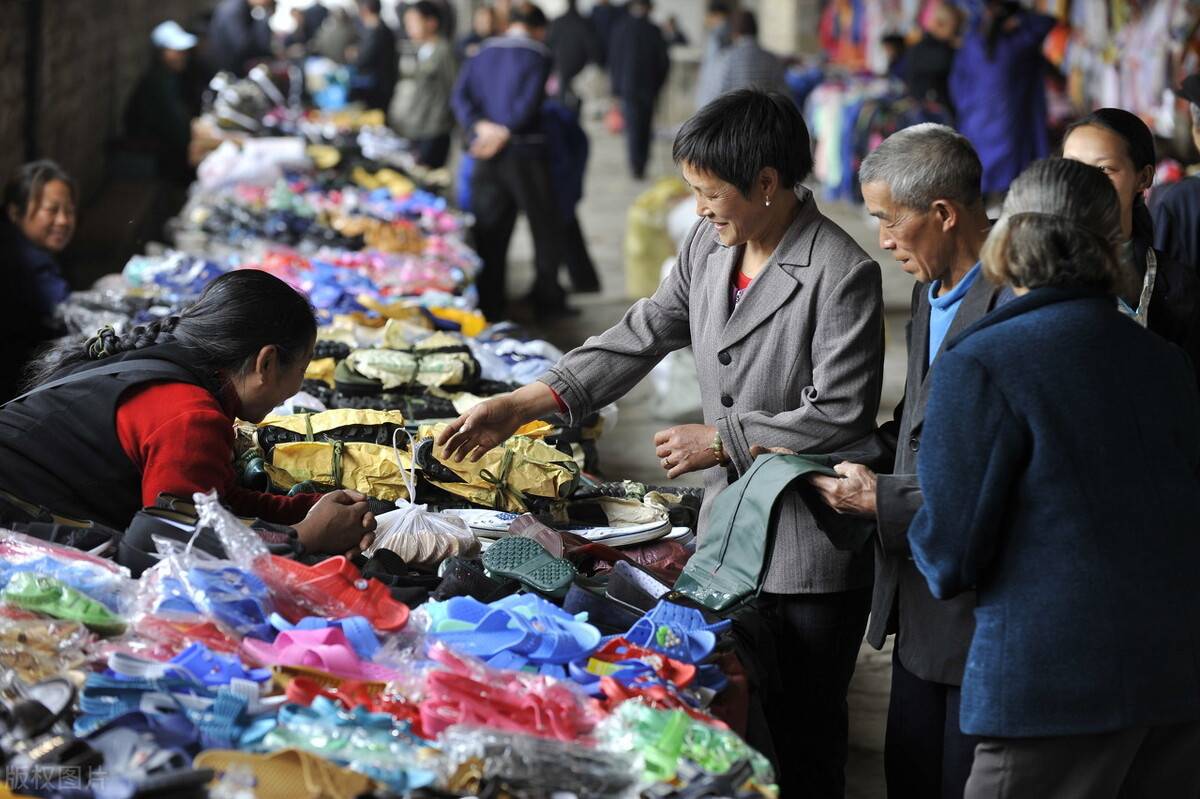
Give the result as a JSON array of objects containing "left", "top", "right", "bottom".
[{"left": 653, "top": 424, "right": 720, "bottom": 479}]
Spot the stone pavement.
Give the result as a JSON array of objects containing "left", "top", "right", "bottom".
[{"left": 501, "top": 93, "right": 911, "bottom": 798}]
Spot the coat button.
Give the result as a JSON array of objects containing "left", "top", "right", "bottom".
[
  {"left": 718, "top": 351, "right": 732, "bottom": 366},
  {"left": 721, "top": 395, "right": 734, "bottom": 407},
  {"left": 909, "top": 437, "right": 920, "bottom": 452}
]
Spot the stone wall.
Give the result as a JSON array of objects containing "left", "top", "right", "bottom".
[
  {"left": 0, "top": 1, "right": 30, "bottom": 187},
  {"left": 1, "top": 0, "right": 214, "bottom": 200}
]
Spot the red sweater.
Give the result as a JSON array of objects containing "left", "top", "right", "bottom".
[{"left": 115, "top": 382, "right": 319, "bottom": 524}]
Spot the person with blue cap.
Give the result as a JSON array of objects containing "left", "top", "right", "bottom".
[{"left": 124, "top": 20, "right": 200, "bottom": 182}]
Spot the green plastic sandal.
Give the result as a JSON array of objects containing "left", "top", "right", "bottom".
[
  {"left": 2, "top": 573, "right": 126, "bottom": 636},
  {"left": 481, "top": 536, "right": 576, "bottom": 598}
]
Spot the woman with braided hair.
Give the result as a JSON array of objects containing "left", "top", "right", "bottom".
[{"left": 0, "top": 269, "right": 376, "bottom": 557}]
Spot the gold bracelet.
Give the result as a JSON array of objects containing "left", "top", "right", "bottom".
[{"left": 712, "top": 431, "right": 726, "bottom": 465}]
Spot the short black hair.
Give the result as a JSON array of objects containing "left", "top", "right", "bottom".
[
  {"left": 510, "top": 3, "right": 548, "bottom": 29},
  {"left": 407, "top": 0, "right": 441, "bottom": 22},
  {"left": 357, "top": 0, "right": 382, "bottom": 15},
  {"left": 707, "top": 0, "right": 731, "bottom": 14},
  {"left": 672, "top": 89, "right": 812, "bottom": 196},
  {"left": 3, "top": 160, "right": 76, "bottom": 218},
  {"left": 730, "top": 9, "right": 757, "bottom": 38}
]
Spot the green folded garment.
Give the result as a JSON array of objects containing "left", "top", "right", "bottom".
[{"left": 675, "top": 453, "right": 844, "bottom": 612}]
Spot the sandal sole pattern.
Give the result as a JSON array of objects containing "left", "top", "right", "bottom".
[{"left": 482, "top": 537, "right": 576, "bottom": 596}]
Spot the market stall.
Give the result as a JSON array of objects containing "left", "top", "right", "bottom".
[{"left": 0, "top": 67, "right": 773, "bottom": 799}]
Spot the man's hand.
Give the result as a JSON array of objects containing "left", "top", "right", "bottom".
[
  {"left": 294, "top": 490, "right": 377, "bottom": 557},
  {"left": 654, "top": 424, "right": 720, "bottom": 479},
  {"left": 469, "top": 121, "right": 511, "bottom": 159},
  {"left": 808, "top": 462, "right": 879, "bottom": 517}
]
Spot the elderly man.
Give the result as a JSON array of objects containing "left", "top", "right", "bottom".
[{"left": 808, "top": 124, "right": 1008, "bottom": 799}]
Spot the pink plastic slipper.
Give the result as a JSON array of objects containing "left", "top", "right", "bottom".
[{"left": 241, "top": 627, "right": 400, "bottom": 682}]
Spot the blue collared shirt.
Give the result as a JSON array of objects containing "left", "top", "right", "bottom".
[{"left": 928, "top": 262, "right": 982, "bottom": 364}]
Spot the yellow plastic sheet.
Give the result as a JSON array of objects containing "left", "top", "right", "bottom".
[
  {"left": 625, "top": 177, "right": 690, "bottom": 299},
  {"left": 304, "top": 357, "right": 337, "bottom": 387},
  {"left": 427, "top": 307, "right": 488, "bottom": 337},
  {"left": 269, "top": 441, "right": 413, "bottom": 502},
  {"left": 418, "top": 424, "right": 579, "bottom": 512},
  {"left": 260, "top": 409, "right": 407, "bottom": 436}
]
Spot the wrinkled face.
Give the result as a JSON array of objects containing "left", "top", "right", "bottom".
[
  {"left": 1062, "top": 125, "right": 1152, "bottom": 240},
  {"left": 12, "top": 179, "right": 76, "bottom": 253},
  {"left": 681, "top": 161, "right": 764, "bottom": 248},
  {"left": 862, "top": 181, "right": 951, "bottom": 285}
]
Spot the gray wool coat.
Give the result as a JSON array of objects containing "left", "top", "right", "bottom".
[{"left": 542, "top": 189, "right": 885, "bottom": 593}]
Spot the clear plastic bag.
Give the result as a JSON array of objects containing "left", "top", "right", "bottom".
[
  {"left": 135, "top": 536, "right": 276, "bottom": 642},
  {"left": 596, "top": 701, "right": 776, "bottom": 787},
  {"left": 436, "top": 724, "right": 639, "bottom": 799},
  {"left": 193, "top": 489, "right": 270, "bottom": 570},
  {"left": 0, "top": 613, "right": 94, "bottom": 682},
  {"left": 363, "top": 429, "right": 480, "bottom": 569},
  {"left": 0, "top": 529, "right": 136, "bottom": 614}
]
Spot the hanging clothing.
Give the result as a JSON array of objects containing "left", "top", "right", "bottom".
[{"left": 949, "top": 10, "right": 1056, "bottom": 194}]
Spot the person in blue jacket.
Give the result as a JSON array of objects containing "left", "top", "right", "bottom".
[
  {"left": 450, "top": 3, "right": 569, "bottom": 321},
  {"left": 949, "top": 1, "right": 1055, "bottom": 197},
  {"left": 909, "top": 157, "right": 1200, "bottom": 798}
]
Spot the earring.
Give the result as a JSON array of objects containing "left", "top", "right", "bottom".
[{"left": 764, "top": 197, "right": 772, "bottom": 207}]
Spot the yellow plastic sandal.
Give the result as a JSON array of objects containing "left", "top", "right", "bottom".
[{"left": 194, "top": 748, "right": 377, "bottom": 799}]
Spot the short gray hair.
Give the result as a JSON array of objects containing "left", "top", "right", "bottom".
[
  {"left": 982, "top": 158, "right": 1133, "bottom": 296},
  {"left": 858, "top": 123, "right": 982, "bottom": 209}
]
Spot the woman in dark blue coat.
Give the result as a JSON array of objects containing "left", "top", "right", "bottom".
[{"left": 909, "top": 158, "right": 1200, "bottom": 798}]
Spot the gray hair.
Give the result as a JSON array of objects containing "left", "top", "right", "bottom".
[
  {"left": 1191, "top": 102, "right": 1200, "bottom": 129},
  {"left": 858, "top": 123, "right": 982, "bottom": 209},
  {"left": 981, "top": 158, "right": 1134, "bottom": 296}
]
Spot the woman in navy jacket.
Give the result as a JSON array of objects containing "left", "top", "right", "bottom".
[{"left": 908, "top": 158, "right": 1200, "bottom": 798}]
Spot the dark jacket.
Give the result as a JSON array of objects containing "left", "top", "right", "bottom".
[
  {"left": 207, "top": 0, "right": 273, "bottom": 76},
  {"left": 1153, "top": 176, "right": 1200, "bottom": 277},
  {"left": 450, "top": 34, "right": 551, "bottom": 156},
  {"left": 904, "top": 33, "right": 955, "bottom": 111},
  {"left": 1134, "top": 236, "right": 1200, "bottom": 385},
  {"left": 124, "top": 60, "right": 193, "bottom": 181},
  {"left": 548, "top": 9, "right": 601, "bottom": 90},
  {"left": 909, "top": 287, "right": 1200, "bottom": 737},
  {"left": 0, "top": 224, "right": 69, "bottom": 402},
  {"left": 589, "top": 2, "right": 626, "bottom": 66},
  {"left": 868, "top": 275, "right": 1009, "bottom": 685},
  {"left": 542, "top": 100, "right": 589, "bottom": 219},
  {"left": 0, "top": 345, "right": 210, "bottom": 527},
  {"left": 608, "top": 13, "right": 669, "bottom": 103},
  {"left": 350, "top": 20, "right": 398, "bottom": 112}
]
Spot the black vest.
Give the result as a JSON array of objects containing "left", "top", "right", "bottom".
[{"left": 0, "top": 345, "right": 214, "bottom": 528}]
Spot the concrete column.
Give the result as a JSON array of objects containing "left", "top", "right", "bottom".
[{"left": 758, "top": 0, "right": 821, "bottom": 57}]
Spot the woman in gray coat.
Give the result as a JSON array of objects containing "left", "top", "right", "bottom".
[{"left": 438, "top": 89, "right": 884, "bottom": 797}]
